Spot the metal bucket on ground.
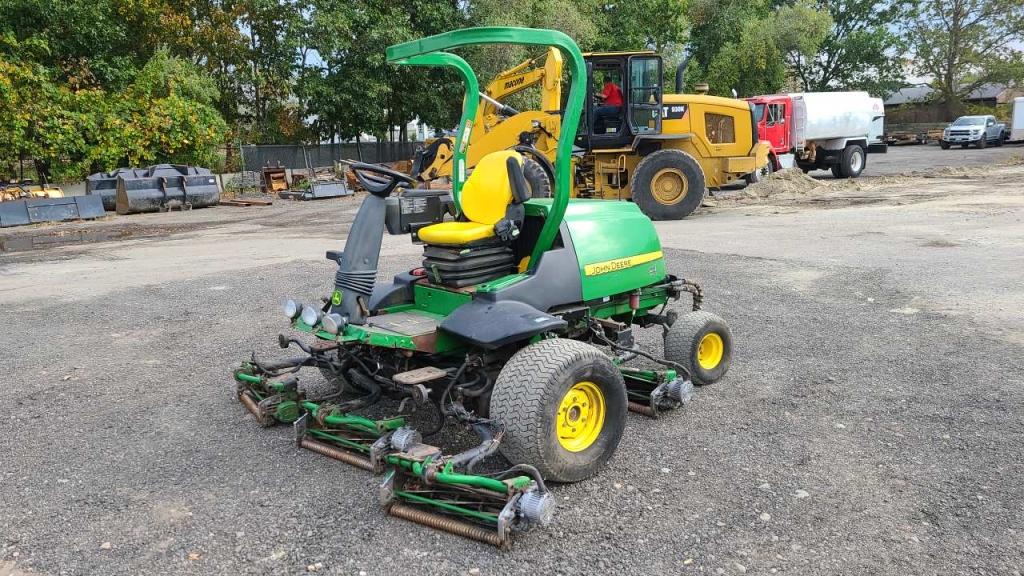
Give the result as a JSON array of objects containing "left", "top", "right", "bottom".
[
  {"left": 86, "top": 168, "right": 141, "bottom": 211},
  {"left": 114, "top": 165, "right": 220, "bottom": 214},
  {"left": 0, "top": 195, "right": 105, "bottom": 228}
]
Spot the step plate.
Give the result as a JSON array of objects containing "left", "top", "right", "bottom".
[{"left": 367, "top": 312, "right": 438, "bottom": 337}]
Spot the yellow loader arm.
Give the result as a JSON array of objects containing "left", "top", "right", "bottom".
[{"left": 412, "top": 49, "right": 563, "bottom": 182}]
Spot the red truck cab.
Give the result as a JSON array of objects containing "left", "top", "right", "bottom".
[{"left": 747, "top": 95, "right": 793, "bottom": 166}]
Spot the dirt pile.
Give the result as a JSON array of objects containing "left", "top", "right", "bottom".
[{"left": 716, "top": 169, "right": 837, "bottom": 205}]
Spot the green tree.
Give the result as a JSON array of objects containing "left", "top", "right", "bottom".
[
  {"left": 594, "top": 0, "right": 689, "bottom": 53},
  {"left": 696, "top": 0, "right": 831, "bottom": 96},
  {"left": 787, "top": 0, "right": 907, "bottom": 94},
  {"left": 299, "top": 0, "right": 464, "bottom": 143},
  {"left": 906, "top": 0, "right": 1024, "bottom": 119}
]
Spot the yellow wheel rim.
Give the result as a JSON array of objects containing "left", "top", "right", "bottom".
[
  {"left": 697, "top": 332, "right": 724, "bottom": 370},
  {"left": 651, "top": 168, "right": 688, "bottom": 205},
  {"left": 556, "top": 381, "right": 605, "bottom": 452}
]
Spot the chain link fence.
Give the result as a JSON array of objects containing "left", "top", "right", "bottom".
[{"left": 240, "top": 142, "right": 424, "bottom": 171}]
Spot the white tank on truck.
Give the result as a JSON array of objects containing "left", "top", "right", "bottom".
[
  {"left": 748, "top": 91, "right": 887, "bottom": 179},
  {"left": 792, "top": 92, "right": 876, "bottom": 142}
]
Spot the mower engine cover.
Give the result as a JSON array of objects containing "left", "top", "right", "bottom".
[{"left": 528, "top": 199, "right": 667, "bottom": 300}]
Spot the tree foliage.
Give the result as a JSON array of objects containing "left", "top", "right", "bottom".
[
  {"left": 906, "top": 0, "right": 1024, "bottom": 118},
  {"left": 788, "top": 0, "right": 908, "bottom": 94},
  {"left": 1, "top": 0, "right": 932, "bottom": 180}
]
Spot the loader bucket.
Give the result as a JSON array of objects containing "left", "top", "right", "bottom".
[
  {"left": 114, "top": 164, "right": 220, "bottom": 214},
  {"left": 0, "top": 195, "right": 105, "bottom": 228},
  {"left": 86, "top": 168, "right": 140, "bottom": 211}
]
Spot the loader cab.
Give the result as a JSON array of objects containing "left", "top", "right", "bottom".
[{"left": 578, "top": 52, "right": 664, "bottom": 150}]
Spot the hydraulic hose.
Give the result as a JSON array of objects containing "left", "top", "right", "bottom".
[
  {"left": 492, "top": 464, "right": 548, "bottom": 493},
  {"left": 448, "top": 423, "right": 499, "bottom": 473}
]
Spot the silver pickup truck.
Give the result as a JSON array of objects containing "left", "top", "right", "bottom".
[{"left": 941, "top": 115, "right": 1006, "bottom": 149}]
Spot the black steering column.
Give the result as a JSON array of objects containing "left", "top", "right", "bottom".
[{"left": 329, "top": 163, "right": 417, "bottom": 327}]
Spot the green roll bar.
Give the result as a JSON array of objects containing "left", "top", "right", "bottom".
[
  {"left": 393, "top": 53, "right": 479, "bottom": 205},
  {"left": 387, "top": 27, "right": 586, "bottom": 270}
]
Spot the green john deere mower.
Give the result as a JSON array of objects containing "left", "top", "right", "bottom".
[{"left": 233, "top": 27, "right": 733, "bottom": 548}]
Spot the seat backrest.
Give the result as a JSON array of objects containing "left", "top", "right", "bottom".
[{"left": 460, "top": 150, "right": 522, "bottom": 225}]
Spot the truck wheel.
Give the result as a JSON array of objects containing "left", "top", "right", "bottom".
[
  {"left": 523, "top": 158, "right": 552, "bottom": 198},
  {"left": 940, "top": 141, "right": 950, "bottom": 150},
  {"left": 631, "top": 149, "right": 706, "bottom": 220},
  {"left": 830, "top": 164, "right": 845, "bottom": 179},
  {"left": 491, "top": 338, "right": 627, "bottom": 483},
  {"left": 839, "top": 145, "right": 866, "bottom": 178},
  {"left": 995, "top": 134, "right": 1004, "bottom": 147},
  {"left": 664, "top": 311, "right": 733, "bottom": 386},
  {"left": 744, "top": 157, "right": 774, "bottom": 185},
  {"left": 977, "top": 136, "right": 987, "bottom": 149},
  {"left": 961, "top": 143, "right": 968, "bottom": 149}
]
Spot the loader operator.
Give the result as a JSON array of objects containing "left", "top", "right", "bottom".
[{"left": 594, "top": 77, "right": 623, "bottom": 134}]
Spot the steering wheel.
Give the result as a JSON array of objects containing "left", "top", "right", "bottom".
[{"left": 349, "top": 162, "right": 417, "bottom": 198}]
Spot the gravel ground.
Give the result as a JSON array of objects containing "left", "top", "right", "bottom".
[{"left": 2, "top": 152, "right": 1023, "bottom": 575}]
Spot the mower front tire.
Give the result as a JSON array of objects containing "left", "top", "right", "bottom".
[
  {"left": 665, "top": 311, "right": 733, "bottom": 386},
  {"left": 490, "top": 338, "right": 627, "bottom": 483}
]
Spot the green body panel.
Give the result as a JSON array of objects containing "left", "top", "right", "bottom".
[
  {"left": 414, "top": 283, "right": 471, "bottom": 315},
  {"left": 294, "top": 310, "right": 464, "bottom": 354},
  {"left": 526, "top": 199, "right": 667, "bottom": 300},
  {"left": 476, "top": 273, "right": 527, "bottom": 293}
]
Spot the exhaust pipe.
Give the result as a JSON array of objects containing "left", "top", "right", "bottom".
[{"left": 674, "top": 54, "right": 692, "bottom": 94}]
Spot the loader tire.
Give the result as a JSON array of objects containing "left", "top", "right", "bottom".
[
  {"left": 491, "top": 338, "right": 627, "bottom": 483},
  {"left": 523, "top": 158, "right": 552, "bottom": 198},
  {"left": 664, "top": 311, "right": 733, "bottom": 386},
  {"left": 631, "top": 149, "right": 706, "bottom": 220}
]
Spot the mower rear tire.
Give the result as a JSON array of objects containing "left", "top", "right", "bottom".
[
  {"left": 631, "top": 149, "right": 706, "bottom": 220},
  {"left": 523, "top": 158, "right": 552, "bottom": 198},
  {"left": 491, "top": 338, "right": 627, "bottom": 483},
  {"left": 665, "top": 311, "right": 733, "bottom": 386}
]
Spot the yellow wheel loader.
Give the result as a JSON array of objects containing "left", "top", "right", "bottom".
[{"left": 413, "top": 50, "right": 771, "bottom": 220}]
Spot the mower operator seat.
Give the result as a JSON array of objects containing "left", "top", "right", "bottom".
[{"left": 417, "top": 150, "right": 524, "bottom": 246}]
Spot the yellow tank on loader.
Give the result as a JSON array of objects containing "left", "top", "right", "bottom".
[{"left": 413, "top": 50, "right": 771, "bottom": 220}]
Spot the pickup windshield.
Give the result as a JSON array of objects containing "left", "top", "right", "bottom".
[{"left": 952, "top": 117, "right": 986, "bottom": 126}]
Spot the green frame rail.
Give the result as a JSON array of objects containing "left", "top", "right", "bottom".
[
  {"left": 394, "top": 53, "right": 479, "bottom": 204},
  {"left": 386, "top": 27, "right": 587, "bottom": 271}
]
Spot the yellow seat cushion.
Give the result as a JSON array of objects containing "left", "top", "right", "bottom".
[
  {"left": 418, "top": 221, "right": 495, "bottom": 245},
  {"left": 460, "top": 150, "right": 519, "bottom": 225}
]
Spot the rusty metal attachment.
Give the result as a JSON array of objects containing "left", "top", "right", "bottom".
[
  {"left": 299, "top": 437, "right": 374, "bottom": 471},
  {"left": 388, "top": 503, "right": 507, "bottom": 548}
]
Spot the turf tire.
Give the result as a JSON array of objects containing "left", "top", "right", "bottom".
[
  {"left": 490, "top": 338, "right": 627, "bottom": 483},
  {"left": 664, "top": 311, "right": 733, "bottom": 386}
]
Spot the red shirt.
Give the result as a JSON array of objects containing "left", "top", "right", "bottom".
[{"left": 602, "top": 82, "right": 623, "bottom": 106}]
